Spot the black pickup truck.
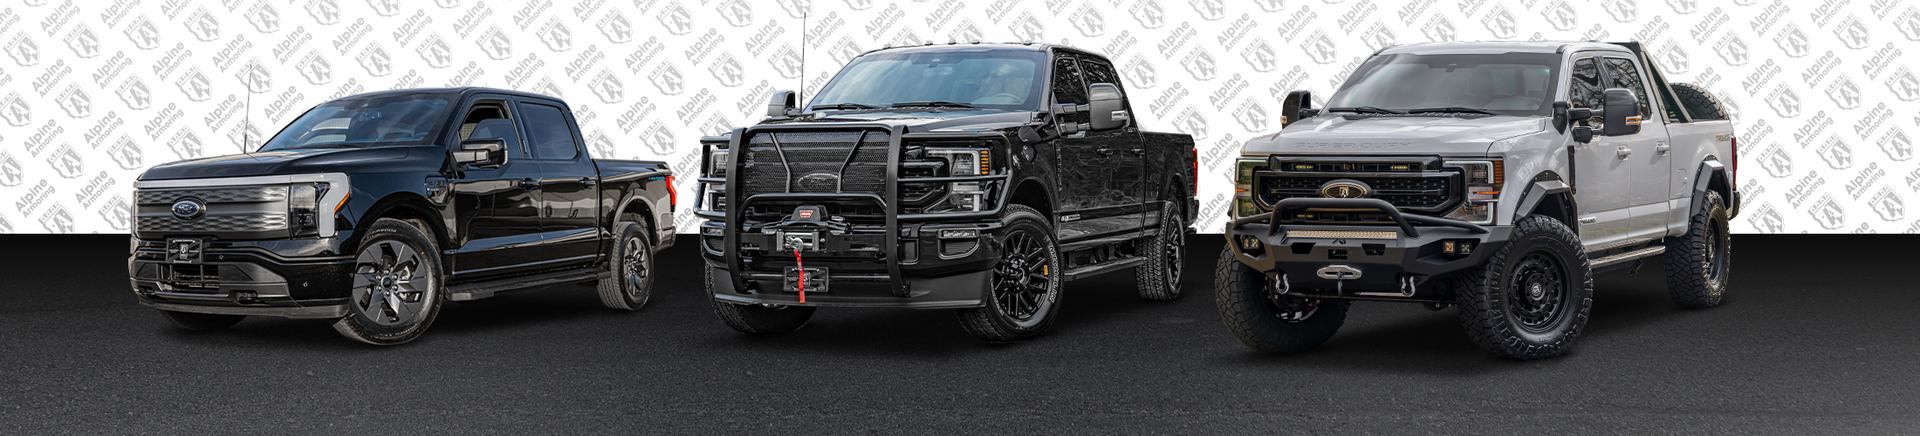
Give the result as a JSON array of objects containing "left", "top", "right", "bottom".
[
  {"left": 696, "top": 43, "right": 1198, "bottom": 342},
  {"left": 129, "top": 88, "right": 676, "bottom": 345}
]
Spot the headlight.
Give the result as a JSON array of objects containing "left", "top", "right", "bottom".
[
  {"left": 929, "top": 148, "right": 993, "bottom": 212},
  {"left": 1232, "top": 157, "right": 1267, "bottom": 219},
  {"left": 288, "top": 182, "right": 341, "bottom": 237},
  {"left": 702, "top": 146, "right": 728, "bottom": 212},
  {"left": 1443, "top": 160, "right": 1502, "bottom": 224}
]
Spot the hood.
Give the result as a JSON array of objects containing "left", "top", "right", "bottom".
[
  {"left": 138, "top": 146, "right": 435, "bottom": 180},
  {"left": 763, "top": 109, "right": 1038, "bottom": 133},
  {"left": 1242, "top": 115, "right": 1548, "bottom": 157}
]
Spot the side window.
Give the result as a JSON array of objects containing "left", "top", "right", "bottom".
[
  {"left": 459, "top": 101, "right": 524, "bottom": 158},
  {"left": 521, "top": 103, "right": 578, "bottom": 160},
  {"left": 1079, "top": 56, "right": 1120, "bottom": 88},
  {"left": 1569, "top": 58, "right": 1603, "bottom": 111},
  {"left": 1051, "top": 55, "right": 1088, "bottom": 106},
  {"left": 1603, "top": 57, "right": 1653, "bottom": 119}
]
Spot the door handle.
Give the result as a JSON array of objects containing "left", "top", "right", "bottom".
[
  {"left": 1095, "top": 148, "right": 1117, "bottom": 157},
  {"left": 1129, "top": 148, "right": 1145, "bottom": 155},
  {"left": 1654, "top": 142, "right": 1671, "bottom": 154},
  {"left": 578, "top": 177, "right": 597, "bottom": 187},
  {"left": 1616, "top": 147, "right": 1632, "bottom": 159},
  {"left": 518, "top": 178, "right": 541, "bottom": 190}
]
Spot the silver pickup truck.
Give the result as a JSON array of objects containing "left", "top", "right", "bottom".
[{"left": 1218, "top": 41, "right": 1738, "bottom": 360}]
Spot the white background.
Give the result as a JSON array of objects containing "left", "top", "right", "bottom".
[{"left": 0, "top": 0, "right": 1915, "bottom": 234}]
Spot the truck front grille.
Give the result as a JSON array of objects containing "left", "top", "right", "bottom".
[
  {"left": 1257, "top": 172, "right": 1461, "bottom": 213},
  {"left": 739, "top": 130, "right": 892, "bottom": 195},
  {"left": 135, "top": 185, "right": 291, "bottom": 238}
]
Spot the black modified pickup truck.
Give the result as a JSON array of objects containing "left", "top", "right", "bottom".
[
  {"left": 129, "top": 88, "right": 675, "bottom": 345},
  {"left": 696, "top": 43, "right": 1198, "bottom": 342}
]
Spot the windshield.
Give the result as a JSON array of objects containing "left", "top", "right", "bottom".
[
  {"left": 807, "top": 50, "right": 1047, "bottom": 111},
  {"left": 259, "top": 94, "right": 454, "bottom": 151},
  {"left": 1325, "top": 53, "right": 1562, "bottom": 116}
]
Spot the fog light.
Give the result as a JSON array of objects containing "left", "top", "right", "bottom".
[
  {"left": 701, "top": 226, "right": 723, "bottom": 236},
  {"left": 1441, "top": 239, "right": 1477, "bottom": 256},
  {"left": 1238, "top": 235, "right": 1263, "bottom": 250}
]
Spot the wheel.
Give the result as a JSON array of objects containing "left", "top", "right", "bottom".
[
  {"left": 1135, "top": 205, "right": 1187, "bottom": 301},
  {"left": 332, "top": 218, "right": 445, "bottom": 346},
  {"left": 1665, "top": 190, "right": 1731, "bottom": 308},
  {"left": 160, "top": 311, "right": 245, "bottom": 330},
  {"left": 708, "top": 264, "right": 815, "bottom": 334},
  {"left": 1453, "top": 215, "right": 1594, "bottom": 360},
  {"left": 598, "top": 221, "right": 655, "bottom": 311},
  {"left": 957, "top": 204, "right": 1064, "bottom": 343},
  {"left": 1214, "top": 247, "right": 1349, "bottom": 354}
]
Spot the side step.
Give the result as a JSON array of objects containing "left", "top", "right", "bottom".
[
  {"left": 1590, "top": 245, "right": 1666, "bottom": 270},
  {"left": 1063, "top": 256, "right": 1147, "bottom": 281},
  {"left": 449, "top": 268, "right": 605, "bottom": 301}
]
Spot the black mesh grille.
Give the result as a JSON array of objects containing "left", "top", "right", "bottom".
[
  {"left": 739, "top": 131, "right": 892, "bottom": 195},
  {"left": 1258, "top": 172, "right": 1459, "bottom": 212}
]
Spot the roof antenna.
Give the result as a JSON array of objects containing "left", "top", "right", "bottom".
[
  {"left": 798, "top": 9, "right": 807, "bottom": 107},
  {"left": 242, "top": 82, "right": 253, "bottom": 156}
]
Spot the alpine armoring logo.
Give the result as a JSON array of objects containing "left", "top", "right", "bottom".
[
  {"left": 716, "top": 0, "right": 753, "bottom": 27},
  {"left": 183, "top": 8, "right": 221, "bottom": 42},
  {"left": 117, "top": 78, "right": 151, "bottom": 111},
  {"left": 598, "top": 12, "right": 633, "bottom": 44},
  {"left": 590, "top": 71, "right": 625, "bottom": 104},
  {"left": 1243, "top": 39, "right": 1277, "bottom": 73},
  {"left": 123, "top": 16, "right": 160, "bottom": 50},
  {"left": 6, "top": 35, "right": 39, "bottom": 67},
  {"left": 1070, "top": 4, "right": 1106, "bottom": 37},
  {"left": 1768, "top": 85, "right": 1801, "bottom": 118},
  {"left": 1190, "top": 0, "right": 1226, "bottom": 21},
  {"left": 1131, "top": 1, "right": 1166, "bottom": 29},
  {"left": 476, "top": 28, "right": 511, "bottom": 61},
  {"left": 1182, "top": 47, "right": 1217, "bottom": 81},
  {"left": 0, "top": 94, "right": 30, "bottom": 127},
  {"left": 1887, "top": 67, "right": 1920, "bottom": 102},
  {"left": 1125, "top": 58, "right": 1158, "bottom": 89},
  {"left": 1827, "top": 76, "right": 1861, "bottom": 110},
  {"left": 1715, "top": 33, "right": 1749, "bottom": 66},
  {"left": 1774, "top": 24, "right": 1810, "bottom": 58},
  {"left": 1666, "top": 0, "right": 1700, "bottom": 14},
  {"left": 1834, "top": 16, "right": 1870, "bottom": 50},
  {"left": 1871, "top": 188, "right": 1906, "bottom": 222},
  {"left": 658, "top": 3, "right": 694, "bottom": 36},
  {"left": 1542, "top": 1, "right": 1578, "bottom": 31},
  {"left": 0, "top": 153, "right": 22, "bottom": 187},
  {"left": 1885, "top": 128, "right": 1915, "bottom": 161},
  {"left": 1302, "top": 31, "right": 1337, "bottom": 65},
  {"left": 1483, "top": 6, "right": 1519, "bottom": 40},
  {"left": 1602, "top": 0, "right": 1637, "bottom": 22},
  {"left": 65, "top": 25, "right": 100, "bottom": 59},
  {"left": 305, "top": 0, "right": 340, "bottom": 25}
]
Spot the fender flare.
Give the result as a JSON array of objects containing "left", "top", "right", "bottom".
[
  {"left": 1691, "top": 160, "right": 1735, "bottom": 217},
  {"left": 1514, "top": 178, "right": 1572, "bottom": 221}
]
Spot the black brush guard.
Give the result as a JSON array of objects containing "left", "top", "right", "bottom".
[{"left": 718, "top": 124, "right": 1012, "bottom": 297}]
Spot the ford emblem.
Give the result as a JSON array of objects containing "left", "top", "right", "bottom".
[
  {"left": 170, "top": 198, "right": 205, "bottom": 220},
  {"left": 1318, "top": 180, "right": 1372, "bottom": 199}
]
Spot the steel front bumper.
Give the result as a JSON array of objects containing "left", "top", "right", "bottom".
[
  {"left": 701, "top": 218, "right": 1006, "bottom": 309},
  {"left": 1225, "top": 198, "right": 1511, "bottom": 298},
  {"left": 128, "top": 237, "right": 353, "bottom": 319}
]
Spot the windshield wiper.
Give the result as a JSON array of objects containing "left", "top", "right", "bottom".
[
  {"left": 1406, "top": 107, "right": 1502, "bottom": 116},
  {"left": 811, "top": 103, "right": 879, "bottom": 110},
  {"left": 1326, "top": 106, "right": 1405, "bottom": 115},
  {"left": 889, "top": 100, "right": 977, "bottom": 109}
]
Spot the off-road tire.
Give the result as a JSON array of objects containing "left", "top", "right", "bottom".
[
  {"left": 1135, "top": 205, "right": 1187, "bottom": 301},
  {"left": 958, "top": 204, "right": 1064, "bottom": 343},
  {"left": 1669, "top": 83, "right": 1728, "bottom": 120},
  {"left": 1454, "top": 215, "right": 1593, "bottom": 360},
  {"left": 1665, "top": 190, "right": 1731, "bottom": 309},
  {"left": 1214, "top": 247, "right": 1349, "bottom": 354},
  {"left": 332, "top": 218, "right": 445, "bottom": 346},
  {"left": 708, "top": 266, "right": 815, "bottom": 334},
  {"left": 160, "top": 311, "right": 245, "bottom": 330},
  {"left": 598, "top": 221, "right": 655, "bottom": 311}
]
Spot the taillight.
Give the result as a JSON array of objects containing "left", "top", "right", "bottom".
[
  {"left": 1189, "top": 148, "right": 1199, "bottom": 196},
  {"left": 664, "top": 175, "right": 677, "bottom": 208}
]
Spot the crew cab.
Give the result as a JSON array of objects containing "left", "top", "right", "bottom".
[
  {"left": 129, "top": 88, "right": 675, "bottom": 345},
  {"left": 1217, "top": 42, "right": 1738, "bottom": 359},
  {"left": 696, "top": 43, "right": 1198, "bottom": 342}
]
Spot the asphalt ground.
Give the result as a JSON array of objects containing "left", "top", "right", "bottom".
[{"left": 2, "top": 234, "right": 1917, "bottom": 434}]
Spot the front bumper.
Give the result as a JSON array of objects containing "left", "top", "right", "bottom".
[
  {"left": 701, "top": 217, "right": 1005, "bottom": 309},
  {"left": 1225, "top": 198, "right": 1510, "bottom": 300},
  {"left": 128, "top": 236, "right": 354, "bottom": 318}
]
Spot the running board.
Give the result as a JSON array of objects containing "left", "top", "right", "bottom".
[
  {"left": 1591, "top": 245, "right": 1666, "bottom": 270},
  {"left": 1063, "top": 257, "right": 1147, "bottom": 281},
  {"left": 448, "top": 268, "right": 606, "bottom": 301}
]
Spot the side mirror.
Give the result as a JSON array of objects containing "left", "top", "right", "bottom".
[
  {"left": 455, "top": 139, "right": 506, "bottom": 167},
  {"left": 767, "top": 90, "right": 799, "bottom": 119},
  {"left": 1561, "top": 103, "right": 1596, "bottom": 143},
  {"left": 1087, "top": 83, "right": 1128, "bottom": 131},
  {"left": 1601, "top": 88, "right": 1642, "bottom": 137},
  {"left": 1280, "top": 90, "right": 1315, "bottom": 127}
]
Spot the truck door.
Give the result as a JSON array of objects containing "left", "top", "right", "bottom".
[
  {"left": 1566, "top": 55, "right": 1634, "bottom": 250},
  {"left": 1075, "top": 54, "right": 1152, "bottom": 234},
  {"left": 1053, "top": 52, "right": 1139, "bottom": 243},
  {"left": 517, "top": 99, "right": 602, "bottom": 268},
  {"left": 447, "top": 98, "right": 549, "bottom": 279},
  {"left": 1599, "top": 56, "right": 1676, "bottom": 242}
]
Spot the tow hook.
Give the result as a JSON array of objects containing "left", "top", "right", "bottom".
[{"left": 1266, "top": 272, "right": 1291, "bottom": 305}]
